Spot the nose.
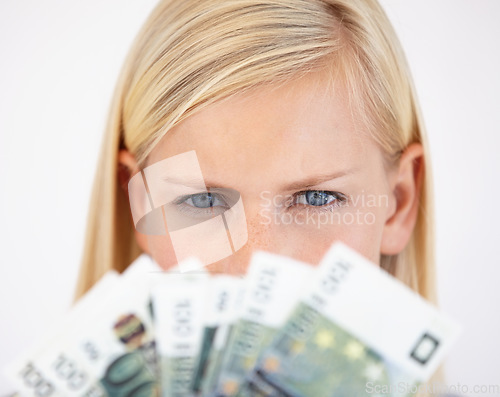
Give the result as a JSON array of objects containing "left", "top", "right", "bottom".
[{"left": 205, "top": 209, "right": 274, "bottom": 276}]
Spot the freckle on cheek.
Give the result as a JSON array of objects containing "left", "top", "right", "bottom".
[{"left": 246, "top": 219, "right": 273, "bottom": 252}]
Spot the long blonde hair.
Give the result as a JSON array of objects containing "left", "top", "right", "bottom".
[{"left": 75, "top": 0, "right": 436, "bottom": 306}]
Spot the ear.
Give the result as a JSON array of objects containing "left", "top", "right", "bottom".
[
  {"left": 118, "top": 149, "right": 150, "bottom": 254},
  {"left": 118, "top": 149, "right": 140, "bottom": 194},
  {"left": 380, "top": 143, "right": 425, "bottom": 255}
]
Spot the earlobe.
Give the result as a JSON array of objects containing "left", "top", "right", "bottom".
[{"left": 380, "top": 143, "right": 425, "bottom": 255}]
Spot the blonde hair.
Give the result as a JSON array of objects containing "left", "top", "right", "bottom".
[{"left": 75, "top": 0, "right": 436, "bottom": 305}]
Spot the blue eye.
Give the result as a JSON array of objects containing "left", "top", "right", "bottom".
[
  {"left": 293, "top": 190, "right": 345, "bottom": 208},
  {"left": 305, "top": 191, "right": 332, "bottom": 206},
  {"left": 182, "top": 192, "right": 226, "bottom": 209}
]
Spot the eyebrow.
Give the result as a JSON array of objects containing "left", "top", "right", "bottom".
[
  {"left": 279, "top": 168, "right": 357, "bottom": 192},
  {"left": 161, "top": 175, "right": 207, "bottom": 189},
  {"left": 160, "top": 168, "right": 356, "bottom": 192}
]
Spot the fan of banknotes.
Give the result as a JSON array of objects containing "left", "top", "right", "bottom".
[{"left": 5, "top": 242, "right": 461, "bottom": 397}]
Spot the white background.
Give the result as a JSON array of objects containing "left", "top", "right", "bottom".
[{"left": 0, "top": 1, "right": 499, "bottom": 395}]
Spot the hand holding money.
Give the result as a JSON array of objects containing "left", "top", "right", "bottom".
[{"left": 4, "top": 242, "right": 461, "bottom": 397}]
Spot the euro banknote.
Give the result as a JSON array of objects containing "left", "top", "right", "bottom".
[
  {"left": 242, "top": 243, "right": 460, "bottom": 397},
  {"left": 4, "top": 242, "right": 461, "bottom": 397}
]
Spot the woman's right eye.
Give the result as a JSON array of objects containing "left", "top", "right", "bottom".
[
  {"left": 181, "top": 192, "right": 227, "bottom": 209},
  {"left": 170, "top": 189, "right": 238, "bottom": 219}
]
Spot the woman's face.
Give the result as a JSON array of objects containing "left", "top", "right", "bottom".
[{"left": 124, "top": 70, "right": 423, "bottom": 274}]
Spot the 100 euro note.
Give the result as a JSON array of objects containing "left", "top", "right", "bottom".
[
  {"left": 4, "top": 270, "right": 120, "bottom": 397},
  {"left": 150, "top": 261, "right": 209, "bottom": 397},
  {"left": 198, "top": 277, "right": 246, "bottom": 397},
  {"left": 6, "top": 253, "right": 161, "bottom": 397},
  {"left": 191, "top": 275, "right": 243, "bottom": 396},
  {"left": 245, "top": 242, "right": 461, "bottom": 397},
  {"left": 212, "top": 252, "right": 313, "bottom": 397},
  {"left": 64, "top": 253, "right": 160, "bottom": 396}
]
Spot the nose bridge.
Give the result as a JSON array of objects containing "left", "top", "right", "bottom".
[
  {"left": 245, "top": 209, "right": 274, "bottom": 252},
  {"left": 228, "top": 209, "right": 274, "bottom": 274},
  {"left": 207, "top": 204, "right": 276, "bottom": 275}
]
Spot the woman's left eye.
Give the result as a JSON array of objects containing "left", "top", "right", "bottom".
[{"left": 292, "top": 190, "right": 346, "bottom": 208}]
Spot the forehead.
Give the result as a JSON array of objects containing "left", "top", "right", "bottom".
[{"left": 147, "top": 71, "right": 379, "bottom": 191}]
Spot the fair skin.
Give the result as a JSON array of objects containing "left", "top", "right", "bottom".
[{"left": 119, "top": 69, "right": 424, "bottom": 274}]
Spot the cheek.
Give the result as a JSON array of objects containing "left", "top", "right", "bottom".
[
  {"left": 332, "top": 201, "right": 388, "bottom": 265},
  {"left": 145, "top": 234, "right": 178, "bottom": 271},
  {"left": 274, "top": 205, "right": 387, "bottom": 266}
]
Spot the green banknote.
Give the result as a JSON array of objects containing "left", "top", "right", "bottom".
[
  {"left": 243, "top": 242, "right": 461, "bottom": 397},
  {"left": 4, "top": 243, "right": 461, "bottom": 397},
  {"left": 242, "top": 302, "right": 393, "bottom": 396},
  {"left": 69, "top": 253, "right": 160, "bottom": 396},
  {"left": 191, "top": 275, "right": 243, "bottom": 396},
  {"left": 213, "top": 252, "right": 313, "bottom": 397},
  {"left": 199, "top": 319, "right": 238, "bottom": 396},
  {"left": 10, "top": 253, "right": 161, "bottom": 397}
]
